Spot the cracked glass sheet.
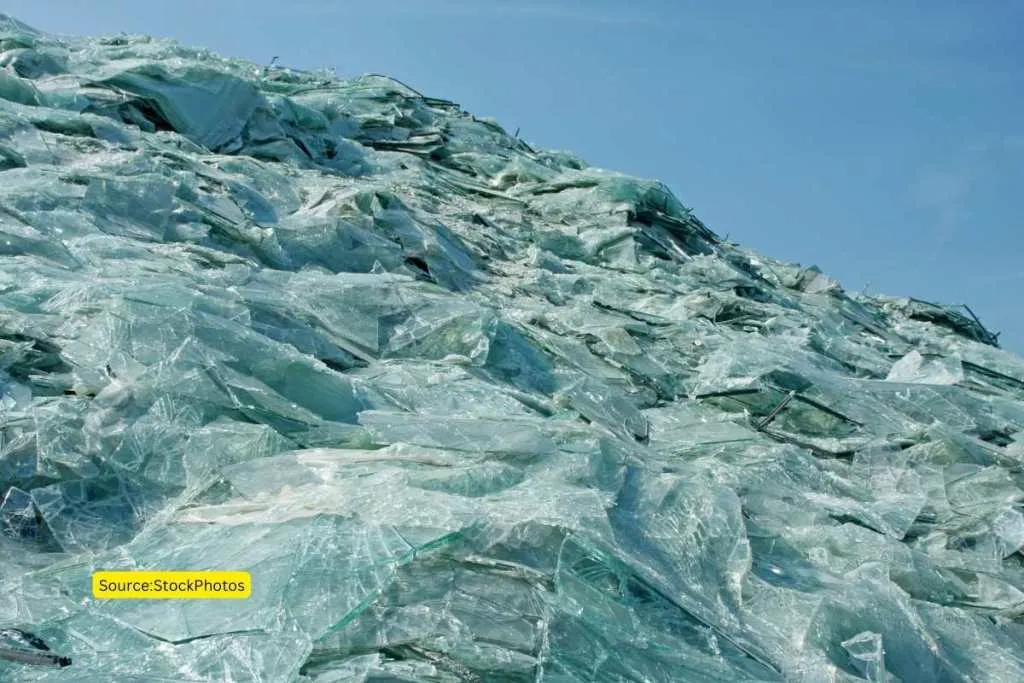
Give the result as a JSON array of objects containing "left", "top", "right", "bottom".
[{"left": 2, "top": 11, "right": 1024, "bottom": 682}]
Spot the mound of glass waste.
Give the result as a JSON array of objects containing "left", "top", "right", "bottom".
[{"left": 3, "top": 13, "right": 1024, "bottom": 682}]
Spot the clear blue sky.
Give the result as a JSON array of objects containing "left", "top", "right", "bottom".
[{"left": 7, "top": 1, "right": 1023, "bottom": 353}]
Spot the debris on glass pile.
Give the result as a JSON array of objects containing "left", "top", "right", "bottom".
[
  {"left": 3, "top": 12, "right": 1024, "bottom": 682},
  {"left": 0, "top": 629, "right": 71, "bottom": 668}
]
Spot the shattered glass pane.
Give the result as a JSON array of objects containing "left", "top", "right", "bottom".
[{"left": 1, "top": 11, "right": 1023, "bottom": 681}]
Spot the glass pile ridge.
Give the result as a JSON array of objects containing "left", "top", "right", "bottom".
[{"left": 2, "top": 13, "right": 1024, "bottom": 682}]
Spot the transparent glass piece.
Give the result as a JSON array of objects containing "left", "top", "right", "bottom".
[{"left": 0, "top": 11, "right": 1022, "bottom": 681}]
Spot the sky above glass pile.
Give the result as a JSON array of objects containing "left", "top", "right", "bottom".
[{"left": 7, "top": 0, "right": 1022, "bottom": 353}]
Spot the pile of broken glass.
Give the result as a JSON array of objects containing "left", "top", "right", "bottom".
[{"left": 2, "top": 13, "right": 1024, "bottom": 682}]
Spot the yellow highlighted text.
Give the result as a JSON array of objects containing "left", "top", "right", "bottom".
[{"left": 92, "top": 571, "right": 251, "bottom": 599}]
